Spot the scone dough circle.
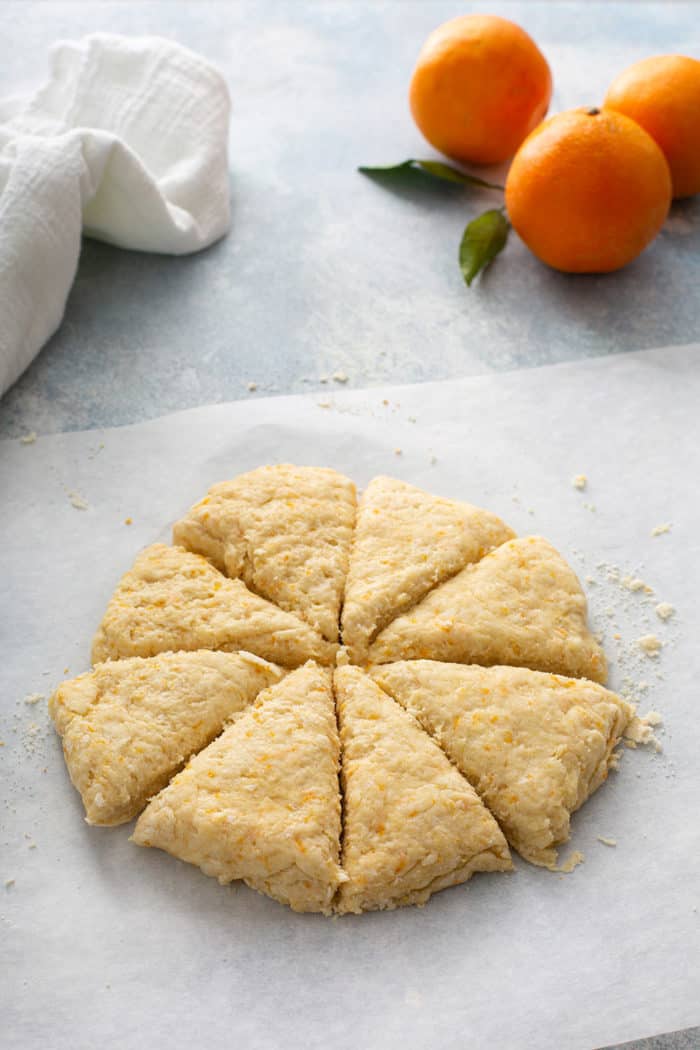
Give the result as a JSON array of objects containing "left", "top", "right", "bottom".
[{"left": 51, "top": 466, "right": 631, "bottom": 914}]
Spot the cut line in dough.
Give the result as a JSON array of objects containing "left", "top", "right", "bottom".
[
  {"left": 334, "top": 665, "right": 512, "bottom": 913},
  {"left": 49, "top": 650, "right": 283, "bottom": 825},
  {"left": 91, "top": 544, "right": 336, "bottom": 668},
  {"left": 371, "top": 661, "right": 632, "bottom": 868},
  {"left": 341, "top": 476, "right": 514, "bottom": 663},
  {"left": 132, "top": 663, "right": 345, "bottom": 914},
  {"left": 368, "top": 536, "right": 607, "bottom": 683},
  {"left": 174, "top": 464, "right": 357, "bottom": 643}
]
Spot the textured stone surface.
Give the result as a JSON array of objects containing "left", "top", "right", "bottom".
[
  {"left": 603, "top": 1029, "right": 700, "bottom": 1050},
  {"left": 0, "top": 1, "right": 699, "bottom": 439}
]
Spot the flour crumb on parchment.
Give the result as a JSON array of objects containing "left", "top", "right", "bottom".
[
  {"left": 651, "top": 522, "right": 672, "bottom": 537},
  {"left": 558, "top": 851, "right": 585, "bottom": 874},
  {"left": 597, "top": 837, "right": 617, "bottom": 848},
  {"left": 625, "top": 711, "right": 663, "bottom": 752},
  {"left": 68, "top": 491, "right": 89, "bottom": 511},
  {"left": 621, "top": 576, "right": 652, "bottom": 594},
  {"left": 572, "top": 474, "right": 587, "bottom": 490},
  {"left": 637, "top": 634, "right": 663, "bottom": 657},
  {"left": 581, "top": 548, "right": 676, "bottom": 737}
]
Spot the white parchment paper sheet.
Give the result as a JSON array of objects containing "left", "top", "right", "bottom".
[{"left": 1, "top": 345, "right": 699, "bottom": 1050}]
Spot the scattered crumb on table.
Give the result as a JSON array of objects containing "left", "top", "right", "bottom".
[
  {"left": 651, "top": 522, "right": 672, "bottom": 536},
  {"left": 19, "top": 432, "right": 37, "bottom": 445},
  {"left": 655, "top": 602, "right": 675, "bottom": 621},
  {"left": 597, "top": 837, "right": 617, "bottom": 848},
  {"left": 572, "top": 474, "right": 587, "bottom": 490}
]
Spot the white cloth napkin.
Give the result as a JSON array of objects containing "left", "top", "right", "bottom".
[{"left": 0, "top": 33, "right": 231, "bottom": 397}]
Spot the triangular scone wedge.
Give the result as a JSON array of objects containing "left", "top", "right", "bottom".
[
  {"left": 91, "top": 544, "right": 337, "bottom": 667},
  {"left": 368, "top": 536, "right": 607, "bottom": 683},
  {"left": 334, "top": 666, "right": 512, "bottom": 914},
  {"left": 132, "top": 663, "right": 345, "bottom": 914},
  {"left": 173, "top": 465, "right": 356, "bottom": 642},
  {"left": 371, "top": 661, "right": 632, "bottom": 870},
  {"left": 341, "top": 476, "right": 514, "bottom": 662},
  {"left": 49, "top": 651, "right": 283, "bottom": 826}
]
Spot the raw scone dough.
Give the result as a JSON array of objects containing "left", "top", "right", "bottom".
[
  {"left": 173, "top": 465, "right": 356, "bottom": 643},
  {"left": 132, "top": 663, "right": 346, "bottom": 914},
  {"left": 371, "top": 661, "right": 632, "bottom": 869},
  {"left": 368, "top": 536, "right": 606, "bottom": 683},
  {"left": 49, "top": 650, "right": 283, "bottom": 826},
  {"left": 53, "top": 466, "right": 631, "bottom": 915},
  {"left": 341, "top": 476, "right": 514, "bottom": 663},
  {"left": 91, "top": 544, "right": 336, "bottom": 667},
  {"left": 334, "top": 666, "right": 512, "bottom": 913}
]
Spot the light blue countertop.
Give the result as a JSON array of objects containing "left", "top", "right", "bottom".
[
  {"left": 0, "top": 5, "right": 697, "bottom": 1047},
  {"left": 0, "top": 1, "right": 698, "bottom": 440}
]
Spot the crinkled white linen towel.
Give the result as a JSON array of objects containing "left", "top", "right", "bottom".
[{"left": 0, "top": 33, "right": 231, "bottom": 396}]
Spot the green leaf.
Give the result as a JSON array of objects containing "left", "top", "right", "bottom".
[
  {"left": 459, "top": 209, "right": 510, "bottom": 287},
  {"left": 358, "top": 159, "right": 504, "bottom": 192}
]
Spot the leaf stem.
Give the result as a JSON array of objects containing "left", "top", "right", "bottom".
[{"left": 359, "top": 159, "right": 504, "bottom": 192}]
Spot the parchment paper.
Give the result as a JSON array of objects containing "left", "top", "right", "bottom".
[{"left": 1, "top": 345, "right": 698, "bottom": 1050}]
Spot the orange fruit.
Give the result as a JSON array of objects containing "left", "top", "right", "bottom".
[
  {"left": 604, "top": 55, "right": 700, "bottom": 199},
  {"left": 409, "top": 14, "right": 552, "bottom": 166},
  {"left": 504, "top": 107, "right": 672, "bottom": 273}
]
